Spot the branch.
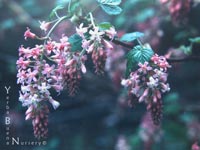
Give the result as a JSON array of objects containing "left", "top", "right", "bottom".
[
  {"left": 103, "top": 36, "right": 200, "bottom": 64},
  {"left": 103, "top": 36, "right": 133, "bottom": 49},
  {"left": 167, "top": 56, "right": 200, "bottom": 63}
]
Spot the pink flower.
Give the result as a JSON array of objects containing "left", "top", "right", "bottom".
[
  {"left": 16, "top": 57, "right": 30, "bottom": 69},
  {"left": 42, "top": 64, "right": 54, "bottom": 76},
  {"left": 103, "top": 40, "right": 113, "bottom": 50},
  {"left": 57, "top": 35, "right": 70, "bottom": 51},
  {"left": 39, "top": 21, "right": 50, "bottom": 32},
  {"left": 52, "top": 84, "right": 63, "bottom": 92},
  {"left": 192, "top": 142, "right": 200, "bottom": 150},
  {"left": 26, "top": 69, "right": 38, "bottom": 83},
  {"left": 82, "top": 39, "right": 90, "bottom": 49},
  {"left": 89, "top": 26, "right": 104, "bottom": 42},
  {"left": 45, "top": 41, "right": 55, "bottom": 55},
  {"left": 38, "top": 82, "right": 51, "bottom": 93},
  {"left": 19, "top": 45, "right": 30, "bottom": 56},
  {"left": 121, "top": 79, "right": 131, "bottom": 87},
  {"left": 24, "top": 27, "right": 36, "bottom": 40},
  {"left": 81, "top": 63, "right": 87, "bottom": 74},
  {"left": 87, "top": 43, "right": 94, "bottom": 53},
  {"left": 49, "top": 98, "right": 60, "bottom": 109},
  {"left": 17, "top": 69, "right": 27, "bottom": 84},
  {"left": 105, "top": 27, "right": 117, "bottom": 40},
  {"left": 76, "top": 23, "right": 88, "bottom": 38},
  {"left": 138, "top": 62, "right": 152, "bottom": 73},
  {"left": 139, "top": 88, "right": 149, "bottom": 102},
  {"left": 160, "top": 0, "right": 169, "bottom": 4},
  {"left": 151, "top": 54, "right": 160, "bottom": 64}
]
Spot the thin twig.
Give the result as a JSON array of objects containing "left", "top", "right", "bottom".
[
  {"left": 103, "top": 36, "right": 200, "bottom": 63},
  {"left": 167, "top": 56, "right": 200, "bottom": 63}
]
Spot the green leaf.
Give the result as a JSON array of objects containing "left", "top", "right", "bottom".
[
  {"left": 125, "top": 57, "right": 137, "bottom": 77},
  {"left": 179, "top": 45, "right": 192, "bottom": 55},
  {"left": 69, "top": 1, "right": 81, "bottom": 14},
  {"left": 125, "top": 44, "right": 154, "bottom": 77},
  {"left": 131, "top": 45, "right": 154, "bottom": 64},
  {"left": 98, "top": 22, "right": 113, "bottom": 30},
  {"left": 125, "top": 49, "right": 137, "bottom": 77},
  {"left": 97, "top": 0, "right": 122, "bottom": 6},
  {"left": 97, "top": 0, "right": 122, "bottom": 15},
  {"left": 100, "top": 4, "right": 122, "bottom": 15},
  {"left": 68, "top": 34, "right": 83, "bottom": 52},
  {"left": 49, "top": 5, "right": 64, "bottom": 19},
  {"left": 120, "top": 32, "right": 144, "bottom": 42},
  {"left": 189, "top": 37, "right": 200, "bottom": 43}
]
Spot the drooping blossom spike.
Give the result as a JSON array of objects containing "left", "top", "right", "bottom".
[
  {"left": 139, "top": 112, "right": 162, "bottom": 149},
  {"left": 149, "top": 100, "right": 163, "bottom": 125},
  {"left": 164, "top": 0, "right": 191, "bottom": 25},
  {"left": 121, "top": 54, "right": 170, "bottom": 125},
  {"left": 92, "top": 47, "right": 107, "bottom": 75},
  {"left": 32, "top": 105, "right": 49, "bottom": 139}
]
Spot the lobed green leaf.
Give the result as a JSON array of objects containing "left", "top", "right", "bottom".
[{"left": 131, "top": 45, "right": 154, "bottom": 64}]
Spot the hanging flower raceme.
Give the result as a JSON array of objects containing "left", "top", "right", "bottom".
[
  {"left": 17, "top": 29, "right": 74, "bottom": 138},
  {"left": 121, "top": 54, "right": 171, "bottom": 125},
  {"left": 63, "top": 53, "right": 87, "bottom": 96},
  {"left": 160, "top": 0, "right": 191, "bottom": 25},
  {"left": 139, "top": 112, "right": 162, "bottom": 147},
  {"left": 77, "top": 24, "right": 116, "bottom": 75},
  {"left": 25, "top": 104, "right": 49, "bottom": 139}
]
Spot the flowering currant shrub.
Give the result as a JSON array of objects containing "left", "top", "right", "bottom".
[{"left": 16, "top": 0, "right": 173, "bottom": 139}]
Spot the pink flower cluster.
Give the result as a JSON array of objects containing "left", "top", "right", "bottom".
[
  {"left": 17, "top": 23, "right": 116, "bottom": 138},
  {"left": 121, "top": 54, "right": 171, "bottom": 125},
  {"left": 160, "top": 0, "right": 191, "bottom": 25},
  {"left": 192, "top": 142, "right": 200, "bottom": 150},
  {"left": 76, "top": 24, "right": 116, "bottom": 75}
]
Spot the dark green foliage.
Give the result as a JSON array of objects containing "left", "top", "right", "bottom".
[{"left": 68, "top": 34, "right": 83, "bottom": 52}]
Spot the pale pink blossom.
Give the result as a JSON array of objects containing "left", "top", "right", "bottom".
[
  {"left": 105, "top": 27, "right": 117, "bottom": 40},
  {"left": 89, "top": 26, "right": 104, "bottom": 42},
  {"left": 16, "top": 57, "right": 30, "bottom": 69},
  {"left": 24, "top": 27, "right": 36, "bottom": 40},
  {"left": 49, "top": 98, "right": 60, "bottom": 109},
  {"left": 192, "top": 142, "right": 200, "bottom": 150},
  {"left": 82, "top": 39, "right": 90, "bottom": 49},
  {"left": 17, "top": 69, "right": 27, "bottom": 84},
  {"left": 81, "top": 63, "right": 87, "bottom": 74},
  {"left": 103, "top": 39, "right": 113, "bottom": 50},
  {"left": 26, "top": 69, "right": 38, "bottom": 83},
  {"left": 138, "top": 62, "right": 152, "bottom": 73},
  {"left": 76, "top": 23, "right": 88, "bottom": 38},
  {"left": 38, "top": 82, "right": 51, "bottom": 93},
  {"left": 39, "top": 21, "right": 50, "bottom": 32}
]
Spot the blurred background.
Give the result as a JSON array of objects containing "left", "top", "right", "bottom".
[{"left": 0, "top": 0, "right": 200, "bottom": 150}]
